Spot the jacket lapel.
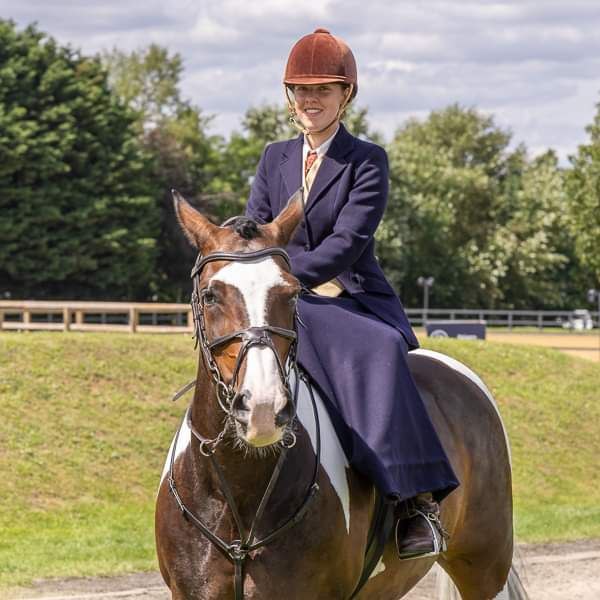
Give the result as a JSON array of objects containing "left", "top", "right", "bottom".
[
  {"left": 279, "top": 135, "right": 303, "bottom": 211},
  {"left": 304, "top": 124, "right": 355, "bottom": 216}
]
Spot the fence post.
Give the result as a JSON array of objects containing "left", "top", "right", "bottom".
[
  {"left": 129, "top": 308, "right": 138, "bottom": 333},
  {"left": 508, "top": 312, "right": 513, "bottom": 331},
  {"left": 23, "top": 308, "right": 31, "bottom": 327},
  {"left": 537, "top": 313, "right": 543, "bottom": 331},
  {"left": 63, "top": 308, "right": 71, "bottom": 332}
]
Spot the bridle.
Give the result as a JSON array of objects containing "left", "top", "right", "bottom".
[
  {"left": 190, "top": 247, "right": 299, "bottom": 446},
  {"left": 168, "top": 246, "right": 321, "bottom": 600}
]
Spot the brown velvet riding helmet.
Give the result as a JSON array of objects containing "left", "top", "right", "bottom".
[{"left": 284, "top": 28, "right": 358, "bottom": 100}]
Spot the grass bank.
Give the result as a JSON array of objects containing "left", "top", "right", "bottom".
[{"left": 1, "top": 333, "right": 599, "bottom": 587}]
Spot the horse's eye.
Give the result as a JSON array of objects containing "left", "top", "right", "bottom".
[{"left": 202, "top": 289, "right": 217, "bottom": 306}]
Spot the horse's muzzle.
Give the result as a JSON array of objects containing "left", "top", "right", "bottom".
[{"left": 232, "top": 390, "right": 292, "bottom": 447}]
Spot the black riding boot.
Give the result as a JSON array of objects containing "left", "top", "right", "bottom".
[{"left": 395, "top": 493, "right": 448, "bottom": 560}]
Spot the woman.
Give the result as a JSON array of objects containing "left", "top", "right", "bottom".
[{"left": 246, "top": 28, "right": 459, "bottom": 560}]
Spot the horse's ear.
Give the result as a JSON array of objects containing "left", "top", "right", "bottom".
[
  {"left": 263, "top": 187, "right": 304, "bottom": 246},
  {"left": 172, "top": 189, "right": 218, "bottom": 251}
]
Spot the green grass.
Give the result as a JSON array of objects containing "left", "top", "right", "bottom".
[
  {"left": 1, "top": 333, "right": 599, "bottom": 587},
  {"left": 0, "top": 333, "right": 193, "bottom": 588}
]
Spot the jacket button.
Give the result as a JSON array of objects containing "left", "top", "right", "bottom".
[
  {"left": 304, "top": 244, "right": 310, "bottom": 251},
  {"left": 352, "top": 274, "right": 360, "bottom": 282}
]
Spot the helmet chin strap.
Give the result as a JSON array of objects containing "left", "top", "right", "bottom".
[{"left": 285, "top": 84, "right": 354, "bottom": 142}]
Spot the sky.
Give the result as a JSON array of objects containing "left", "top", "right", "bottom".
[{"left": 3, "top": 0, "right": 600, "bottom": 162}]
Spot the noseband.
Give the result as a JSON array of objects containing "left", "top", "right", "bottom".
[{"left": 168, "top": 246, "right": 321, "bottom": 600}]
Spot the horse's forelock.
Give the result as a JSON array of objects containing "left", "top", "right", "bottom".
[
  {"left": 221, "top": 216, "right": 261, "bottom": 241},
  {"left": 214, "top": 216, "right": 285, "bottom": 257}
]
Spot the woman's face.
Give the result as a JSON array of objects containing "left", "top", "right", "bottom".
[{"left": 291, "top": 83, "right": 348, "bottom": 132}]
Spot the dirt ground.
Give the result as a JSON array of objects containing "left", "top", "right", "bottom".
[
  {"left": 8, "top": 539, "right": 600, "bottom": 600},
  {"left": 485, "top": 331, "right": 600, "bottom": 363}
]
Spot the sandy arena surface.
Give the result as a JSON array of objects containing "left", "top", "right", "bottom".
[
  {"left": 8, "top": 539, "right": 600, "bottom": 600},
  {"left": 412, "top": 329, "right": 600, "bottom": 362},
  {"left": 486, "top": 331, "right": 600, "bottom": 362}
]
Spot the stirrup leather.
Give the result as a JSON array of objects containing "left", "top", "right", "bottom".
[{"left": 395, "top": 508, "right": 448, "bottom": 561}]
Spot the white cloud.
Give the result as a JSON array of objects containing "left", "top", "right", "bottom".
[
  {"left": 190, "top": 16, "right": 240, "bottom": 45},
  {"left": 2, "top": 0, "right": 600, "bottom": 163}
]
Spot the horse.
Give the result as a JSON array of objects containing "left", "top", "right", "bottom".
[{"left": 155, "top": 190, "right": 529, "bottom": 600}]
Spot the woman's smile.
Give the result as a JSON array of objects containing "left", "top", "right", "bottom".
[
  {"left": 301, "top": 106, "right": 326, "bottom": 124},
  {"left": 292, "top": 83, "right": 347, "bottom": 142}
]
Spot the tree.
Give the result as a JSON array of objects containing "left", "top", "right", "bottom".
[
  {"left": 103, "top": 44, "right": 184, "bottom": 131},
  {"left": 379, "top": 105, "right": 572, "bottom": 308},
  {"left": 343, "top": 105, "right": 383, "bottom": 143},
  {"left": 213, "top": 104, "right": 294, "bottom": 216},
  {"left": 0, "top": 20, "right": 158, "bottom": 299},
  {"left": 103, "top": 45, "right": 222, "bottom": 300},
  {"left": 567, "top": 101, "right": 600, "bottom": 287},
  {"left": 483, "top": 151, "right": 573, "bottom": 309}
]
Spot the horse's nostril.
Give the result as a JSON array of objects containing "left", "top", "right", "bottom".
[
  {"left": 233, "top": 390, "right": 250, "bottom": 410},
  {"left": 275, "top": 401, "right": 293, "bottom": 427},
  {"left": 232, "top": 390, "right": 251, "bottom": 424}
]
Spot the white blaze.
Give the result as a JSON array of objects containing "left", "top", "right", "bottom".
[{"left": 211, "top": 259, "right": 288, "bottom": 413}]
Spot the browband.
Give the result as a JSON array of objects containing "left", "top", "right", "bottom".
[{"left": 191, "top": 248, "right": 292, "bottom": 279}]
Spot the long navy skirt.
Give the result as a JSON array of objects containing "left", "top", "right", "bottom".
[{"left": 296, "top": 294, "right": 459, "bottom": 502}]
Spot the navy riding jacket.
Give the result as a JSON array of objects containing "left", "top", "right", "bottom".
[{"left": 245, "top": 123, "right": 419, "bottom": 349}]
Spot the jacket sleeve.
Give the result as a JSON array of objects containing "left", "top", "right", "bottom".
[
  {"left": 291, "top": 145, "right": 389, "bottom": 287},
  {"left": 245, "top": 145, "right": 273, "bottom": 225}
]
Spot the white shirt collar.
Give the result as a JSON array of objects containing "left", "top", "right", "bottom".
[{"left": 302, "top": 125, "right": 340, "bottom": 161}]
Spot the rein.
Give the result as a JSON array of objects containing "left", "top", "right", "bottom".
[{"left": 168, "top": 247, "right": 322, "bottom": 600}]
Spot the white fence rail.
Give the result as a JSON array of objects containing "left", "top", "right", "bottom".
[
  {"left": 0, "top": 301, "right": 193, "bottom": 333},
  {"left": 405, "top": 308, "right": 597, "bottom": 330},
  {"left": 0, "top": 301, "right": 596, "bottom": 333}
]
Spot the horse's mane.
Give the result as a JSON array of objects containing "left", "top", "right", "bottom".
[{"left": 220, "top": 216, "right": 261, "bottom": 241}]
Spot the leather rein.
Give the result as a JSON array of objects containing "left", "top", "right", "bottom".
[{"left": 168, "top": 247, "right": 322, "bottom": 600}]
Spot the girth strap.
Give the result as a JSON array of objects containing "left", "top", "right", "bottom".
[{"left": 348, "top": 492, "right": 395, "bottom": 598}]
